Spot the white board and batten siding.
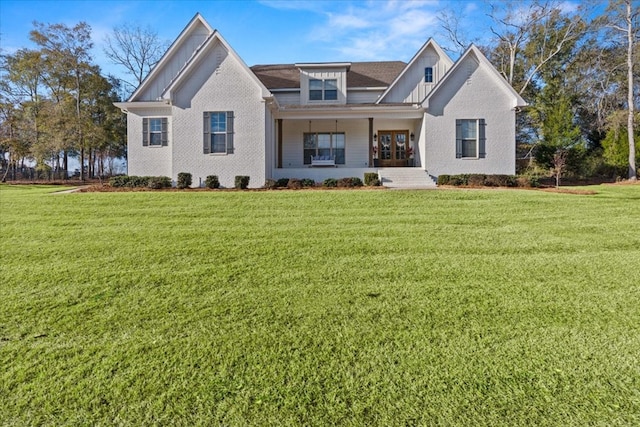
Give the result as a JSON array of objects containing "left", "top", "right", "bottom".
[
  {"left": 137, "top": 23, "right": 210, "bottom": 102},
  {"left": 382, "top": 48, "right": 450, "bottom": 104},
  {"left": 299, "top": 68, "right": 347, "bottom": 105}
]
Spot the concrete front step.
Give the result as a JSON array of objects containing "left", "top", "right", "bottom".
[{"left": 378, "top": 167, "right": 437, "bottom": 188}]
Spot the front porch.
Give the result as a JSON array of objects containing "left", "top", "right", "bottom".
[{"left": 273, "top": 112, "right": 424, "bottom": 173}]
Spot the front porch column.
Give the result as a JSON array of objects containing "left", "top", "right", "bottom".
[
  {"left": 368, "top": 117, "right": 373, "bottom": 166},
  {"left": 277, "top": 119, "right": 283, "bottom": 169}
]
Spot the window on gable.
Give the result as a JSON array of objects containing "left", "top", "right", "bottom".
[
  {"left": 456, "top": 119, "right": 486, "bottom": 159},
  {"left": 203, "top": 111, "right": 234, "bottom": 154},
  {"left": 303, "top": 132, "right": 345, "bottom": 164},
  {"left": 425, "top": 67, "right": 433, "bottom": 83},
  {"left": 142, "top": 117, "right": 168, "bottom": 147},
  {"left": 309, "top": 79, "right": 338, "bottom": 101}
]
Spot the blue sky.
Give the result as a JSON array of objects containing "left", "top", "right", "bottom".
[{"left": 1, "top": 0, "right": 585, "bottom": 81}]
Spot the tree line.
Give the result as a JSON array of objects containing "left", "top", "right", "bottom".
[
  {"left": 440, "top": 0, "right": 638, "bottom": 181},
  {"left": 0, "top": 0, "right": 637, "bottom": 182},
  {"left": 0, "top": 20, "right": 166, "bottom": 181}
]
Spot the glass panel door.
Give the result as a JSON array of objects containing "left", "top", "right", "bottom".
[
  {"left": 379, "top": 132, "right": 392, "bottom": 162},
  {"left": 378, "top": 130, "right": 409, "bottom": 167},
  {"left": 395, "top": 132, "right": 407, "bottom": 161}
]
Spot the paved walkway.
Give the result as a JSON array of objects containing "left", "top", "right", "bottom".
[{"left": 50, "top": 186, "right": 88, "bottom": 194}]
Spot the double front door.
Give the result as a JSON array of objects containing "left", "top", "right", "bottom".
[{"left": 378, "top": 130, "right": 409, "bottom": 167}]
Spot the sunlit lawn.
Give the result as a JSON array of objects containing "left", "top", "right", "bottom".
[{"left": 1, "top": 184, "right": 639, "bottom": 425}]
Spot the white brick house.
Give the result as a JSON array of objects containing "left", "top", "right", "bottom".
[{"left": 115, "top": 13, "right": 526, "bottom": 188}]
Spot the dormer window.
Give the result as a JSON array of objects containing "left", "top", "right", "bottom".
[
  {"left": 309, "top": 79, "right": 338, "bottom": 101},
  {"left": 425, "top": 67, "right": 433, "bottom": 83}
]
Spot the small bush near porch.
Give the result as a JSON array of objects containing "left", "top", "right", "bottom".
[{"left": 1, "top": 184, "right": 639, "bottom": 425}]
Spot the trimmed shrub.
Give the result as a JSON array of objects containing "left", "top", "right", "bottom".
[
  {"left": 276, "top": 178, "right": 289, "bottom": 187},
  {"left": 448, "top": 175, "right": 466, "bottom": 186},
  {"left": 109, "top": 175, "right": 130, "bottom": 187},
  {"left": 338, "top": 177, "right": 363, "bottom": 188},
  {"left": 205, "top": 175, "right": 220, "bottom": 189},
  {"left": 177, "top": 172, "right": 192, "bottom": 189},
  {"left": 287, "top": 178, "right": 303, "bottom": 189},
  {"left": 437, "top": 174, "right": 451, "bottom": 186},
  {"left": 484, "top": 174, "right": 516, "bottom": 187},
  {"left": 323, "top": 178, "right": 338, "bottom": 188},
  {"left": 263, "top": 179, "right": 278, "bottom": 189},
  {"left": 364, "top": 172, "right": 380, "bottom": 186},
  {"left": 468, "top": 174, "right": 486, "bottom": 187},
  {"left": 129, "top": 176, "right": 151, "bottom": 188},
  {"left": 301, "top": 178, "right": 316, "bottom": 188},
  {"left": 234, "top": 175, "right": 250, "bottom": 189},
  {"left": 147, "top": 176, "right": 172, "bottom": 189}
]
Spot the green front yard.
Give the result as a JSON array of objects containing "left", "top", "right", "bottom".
[{"left": 1, "top": 184, "right": 639, "bottom": 425}]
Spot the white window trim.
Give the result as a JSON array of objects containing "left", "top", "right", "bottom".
[
  {"left": 424, "top": 67, "right": 434, "bottom": 84},
  {"left": 303, "top": 132, "right": 346, "bottom": 165},
  {"left": 456, "top": 118, "right": 486, "bottom": 160},
  {"left": 309, "top": 78, "right": 338, "bottom": 102},
  {"left": 142, "top": 117, "right": 168, "bottom": 147},
  {"left": 203, "top": 111, "right": 234, "bottom": 155}
]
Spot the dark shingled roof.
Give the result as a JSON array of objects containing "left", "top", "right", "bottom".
[{"left": 250, "top": 61, "right": 407, "bottom": 90}]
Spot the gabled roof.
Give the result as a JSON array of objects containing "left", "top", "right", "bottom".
[
  {"left": 129, "top": 13, "right": 270, "bottom": 102},
  {"left": 250, "top": 61, "right": 406, "bottom": 90},
  {"left": 376, "top": 38, "right": 453, "bottom": 104},
  {"left": 129, "top": 13, "right": 213, "bottom": 102},
  {"left": 423, "top": 44, "right": 527, "bottom": 109},
  {"left": 161, "top": 30, "right": 271, "bottom": 100}
]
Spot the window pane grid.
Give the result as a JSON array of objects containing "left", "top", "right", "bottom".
[
  {"left": 459, "top": 119, "right": 478, "bottom": 158},
  {"left": 425, "top": 67, "right": 433, "bottom": 83},
  {"left": 210, "top": 112, "right": 226, "bottom": 133},
  {"left": 209, "top": 112, "right": 227, "bottom": 153},
  {"left": 308, "top": 78, "right": 338, "bottom": 101},
  {"left": 303, "top": 132, "right": 345, "bottom": 164},
  {"left": 149, "top": 118, "right": 162, "bottom": 145}
]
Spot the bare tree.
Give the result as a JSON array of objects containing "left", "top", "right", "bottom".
[
  {"left": 486, "top": 1, "right": 589, "bottom": 95},
  {"left": 604, "top": 0, "right": 638, "bottom": 180},
  {"left": 552, "top": 148, "right": 568, "bottom": 187},
  {"left": 437, "top": 9, "right": 476, "bottom": 55},
  {"left": 104, "top": 24, "right": 167, "bottom": 96}
]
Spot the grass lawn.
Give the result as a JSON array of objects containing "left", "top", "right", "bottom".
[{"left": 1, "top": 184, "right": 639, "bottom": 425}]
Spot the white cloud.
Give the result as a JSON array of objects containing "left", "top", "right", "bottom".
[
  {"left": 288, "top": 0, "right": 442, "bottom": 61},
  {"left": 464, "top": 2, "right": 478, "bottom": 14}
]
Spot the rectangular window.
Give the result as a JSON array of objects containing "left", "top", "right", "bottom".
[
  {"left": 425, "top": 67, "right": 433, "bottom": 83},
  {"left": 309, "top": 79, "right": 323, "bottom": 101},
  {"left": 324, "top": 79, "right": 337, "bottom": 100},
  {"left": 309, "top": 79, "right": 338, "bottom": 101},
  {"left": 142, "top": 117, "right": 168, "bottom": 147},
  {"left": 203, "top": 111, "right": 234, "bottom": 155},
  {"left": 456, "top": 119, "right": 486, "bottom": 159},
  {"left": 210, "top": 112, "right": 227, "bottom": 153},
  {"left": 149, "top": 118, "right": 162, "bottom": 146},
  {"left": 461, "top": 119, "right": 477, "bottom": 157},
  {"left": 303, "top": 132, "right": 345, "bottom": 164}
]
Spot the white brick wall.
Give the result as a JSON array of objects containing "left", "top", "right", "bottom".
[
  {"left": 170, "top": 42, "right": 267, "bottom": 188},
  {"left": 126, "top": 107, "right": 173, "bottom": 177},
  {"left": 425, "top": 54, "right": 516, "bottom": 176}
]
